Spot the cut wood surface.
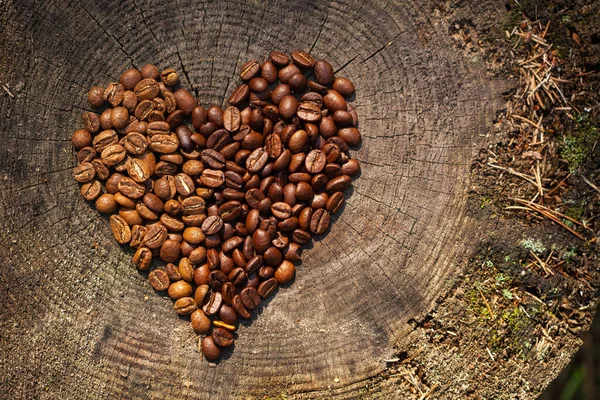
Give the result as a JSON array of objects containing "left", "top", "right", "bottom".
[{"left": 1, "top": 0, "right": 596, "bottom": 399}]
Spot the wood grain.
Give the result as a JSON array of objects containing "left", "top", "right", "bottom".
[{"left": 0, "top": 0, "right": 536, "bottom": 398}]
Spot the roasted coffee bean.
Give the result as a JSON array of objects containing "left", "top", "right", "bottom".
[
  {"left": 202, "top": 215, "right": 223, "bottom": 235},
  {"left": 93, "top": 130, "right": 118, "bottom": 153},
  {"left": 201, "top": 169, "right": 225, "bottom": 188},
  {"left": 333, "top": 77, "right": 355, "bottom": 97},
  {"left": 181, "top": 196, "right": 206, "bottom": 215},
  {"left": 275, "top": 260, "right": 295, "bottom": 284},
  {"left": 130, "top": 225, "right": 148, "bottom": 248},
  {"left": 288, "top": 130, "right": 308, "bottom": 153},
  {"left": 160, "top": 213, "right": 185, "bottom": 231},
  {"left": 252, "top": 229, "right": 271, "bottom": 253},
  {"left": 270, "top": 84, "right": 291, "bottom": 105},
  {"left": 87, "top": 86, "right": 105, "bottom": 108},
  {"left": 201, "top": 149, "right": 226, "bottom": 169},
  {"left": 92, "top": 158, "right": 111, "bottom": 179},
  {"left": 173, "top": 88, "right": 195, "bottom": 115},
  {"left": 326, "top": 191, "right": 345, "bottom": 214},
  {"left": 224, "top": 171, "right": 243, "bottom": 190},
  {"left": 246, "top": 148, "right": 269, "bottom": 173},
  {"left": 178, "top": 257, "right": 195, "bottom": 282},
  {"left": 240, "top": 287, "right": 261, "bottom": 310},
  {"left": 341, "top": 158, "right": 361, "bottom": 176},
  {"left": 278, "top": 95, "right": 298, "bottom": 120},
  {"left": 82, "top": 112, "right": 101, "bottom": 134},
  {"left": 118, "top": 177, "right": 145, "bottom": 199},
  {"left": 160, "top": 239, "right": 180, "bottom": 262},
  {"left": 207, "top": 129, "right": 231, "bottom": 151},
  {"left": 201, "top": 336, "right": 221, "bottom": 361},
  {"left": 292, "top": 229, "right": 311, "bottom": 245},
  {"left": 174, "top": 297, "right": 197, "bottom": 315},
  {"left": 325, "top": 174, "right": 351, "bottom": 192},
  {"left": 221, "top": 281, "right": 236, "bottom": 305},
  {"left": 232, "top": 294, "right": 251, "bottom": 319},
  {"left": 80, "top": 180, "right": 102, "bottom": 201},
  {"left": 257, "top": 278, "right": 278, "bottom": 298},
  {"left": 308, "top": 80, "right": 328, "bottom": 94},
  {"left": 174, "top": 173, "right": 195, "bottom": 197},
  {"left": 123, "top": 132, "right": 148, "bottom": 155},
  {"left": 310, "top": 208, "right": 330, "bottom": 234},
  {"left": 305, "top": 149, "right": 326, "bottom": 173},
  {"left": 228, "top": 84, "right": 250, "bottom": 106},
  {"left": 212, "top": 327, "right": 234, "bottom": 347},
  {"left": 134, "top": 99, "right": 155, "bottom": 120},
  {"left": 263, "top": 246, "right": 283, "bottom": 267},
  {"left": 148, "top": 268, "right": 170, "bottom": 291},
  {"left": 290, "top": 50, "right": 315, "bottom": 68},
  {"left": 337, "top": 127, "right": 362, "bottom": 147},
  {"left": 72, "top": 129, "right": 92, "bottom": 150},
  {"left": 160, "top": 67, "right": 179, "bottom": 86},
  {"left": 218, "top": 200, "right": 242, "bottom": 222},
  {"left": 121, "top": 90, "right": 137, "bottom": 112},
  {"left": 240, "top": 60, "right": 260, "bottom": 80},
  {"left": 202, "top": 291, "right": 222, "bottom": 315},
  {"left": 314, "top": 59, "right": 335, "bottom": 86},
  {"left": 296, "top": 102, "right": 322, "bottom": 122},
  {"left": 209, "top": 270, "right": 228, "bottom": 291},
  {"left": 278, "top": 64, "right": 301, "bottom": 84},
  {"left": 223, "top": 106, "right": 241, "bottom": 132},
  {"left": 191, "top": 309, "right": 211, "bottom": 334},
  {"left": 245, "top": 254, "right": 263, "bottom": 274},
  {"left": 271, "top": 202, "right": 292, "bottom": 220},
  {"left": 132, "top": 246, "right": 153, "bottom": 270},
  {"left": 109, "top": 214, "right": 131, "bottom": 244},
  {"left": 145, "top": 224, "right": 168, "bottom": 249},
  {"left": 103, "top": 82, "right": 125, "bottom": 107},
  {"left": 73, "top": 162, "right": 96, "bottom": 183},
  {"left": 134, "top": 78, "right": 160, "bottom": 101}
]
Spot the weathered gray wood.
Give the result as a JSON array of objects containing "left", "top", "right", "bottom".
[{"left": 1, "top": 0, "right": 586, "bottom": 398}]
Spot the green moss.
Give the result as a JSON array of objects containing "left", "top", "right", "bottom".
[{"left": 560, "top": 114, "right": 599, "bottom": 172}]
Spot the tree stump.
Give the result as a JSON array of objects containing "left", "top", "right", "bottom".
[{"left": 1, "top": 0, "right": 597, "bottom": 398}]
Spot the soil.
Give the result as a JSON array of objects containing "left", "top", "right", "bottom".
[{"left": 0, "top": 0, "right": 599, "bottom": 399}]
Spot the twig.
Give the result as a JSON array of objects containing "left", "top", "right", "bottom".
[
  {"left": 419, "top": 383, "right": 439, "bottom": 400},
  {"left": 545, "top": 172, "right": 572, "bottom": 197},
  {"left": 581, "top": 175, "right": 600, "bottom": 193},
  {"left": 488, "top": 163, "right": 538, "bottom": 187},
  {"left": 510, "top": 198, "right": 586, "bottom": 240},
  {"left": 479, "top": 290, "right": 495, "bottom": 319},
  {"left": 510, "top": 114, "right": 546, "bottom": 132}
]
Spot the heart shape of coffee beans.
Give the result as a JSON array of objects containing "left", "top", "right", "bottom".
[{"left": 72, "top": 50, "right": 361, "bottom": 361}]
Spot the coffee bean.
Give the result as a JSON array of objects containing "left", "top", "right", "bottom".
[
  {"left": 201, "top": 215, "right": 223, "bottom": 235},
  {"left": 100, "top": 144, "right": 126, "bottom": 167},
  {"left": 278, "top": 95, "right": 298, "bottom": 120},
  {"left": 145, "top": 224, "right": 168, "bottom": 249},
  {"left": 325, "top": 174, "right": 351, "bottom": 193},
  {"left": 310, "top": 208, "right": 330, "bottom": 234},
  {"left": 232, "top": 294, "right": 251, "bottom": 319},
  {"left": 297, "top": 102, "right": 322, "bottom": 123},
  {"left": 323, "top": 89, "right": 347, "bottom": 112},
  {"left": 87, "top": 86, "right": 105, "bottom": 108},
  {"left": 271, "top": 202, "right": 292, "bottom": 220},
  {"left": 73, "top": 162, "right": 96, "bottom": 183},
  {"left": 269, "top": 51, "right": 289, "bottom": 67},
  {"left": 134, "top": 78, "right": 159, "bottom": 101},
  {"left": 109, "top": 214, "right": 131, "bottom": 244},
  {"left": 80, "top": 180, "right": 102, "bottom": 201},
  {"left": 304, "top": 149, "right": 326, "bottom": 173},
  {"left": 133, "top": 247, "right": 153, "bottom": 270},
  {"left": 333, "top": 77, "right": 355, "bottom": 97},
  {"left": 314, "top": 60, "right": 335, "bottom": 86},
  {"left": 103, "top": 82, "right": 125, "bottom": 107},
  {"left": 212, "top": 327, "right": 234, "bottom": 347},
  {"left": 202, "top": 291, "right": 223, "bottom": 315},
  {"left": 72, "top": 129, "right": 92, "bottom": 150},
  {"left": 173, "top": 88, "right": 196, "bottom": 115},
  {"left": 148, "top": 268, "right": 170, "bottom": 291},
  {"left": 341, "top": 158, "right": 361, "bottom": 176},
  {"left": 257, "top": 278, "right": 278, "bottom": 298},
  {"left": 174, "top": 297, "right": 197, "bottom": 315},
  {"left": 201, "top": 169, "right": 225, "bottom": 188},
  {"left": 159, "top": 67, "right": 179, "bottom": 86},
  {"left": 228, "top": 84, "right": 250, "bottom": 106},
  {"left": 337, "top": 127, "right": 362, "bottom": 147},
  {"left": 291, "top": 50, "right": 315, "bottom": 69},
  {"left": 240, "top": 286, "right": 260, "bottom": 310},
  {"left": 240, "top": 60, "right": 260, "bottom": 80},
  {"left": 149, "top": 133, "right": 179, "bottom": 154},
  {"left": 191, "top": 309, "right": 211, "bottom": 334},
  {"left": 275, "top": 260, "right": 295, "bottom": 285},
  {"left": 201, "top": 336, "right": 221, "bottom": 361},
  {"left": 278, "top": 64, "right": 301, "bottom": 83},
  {"left": 123, "top": 132, "right": 148, "bottom": 155},
  {"left": 223, "top": 106, "right": 241, "bottom": 132},
  {"left": 181, "top": 196, "right": 206, "bottom": 215}
]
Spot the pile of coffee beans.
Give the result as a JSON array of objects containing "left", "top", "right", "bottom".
[{"left": 72, "top": 50, "right": 361, "bottom": 361}]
